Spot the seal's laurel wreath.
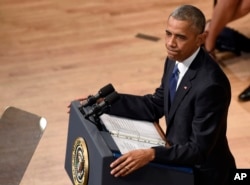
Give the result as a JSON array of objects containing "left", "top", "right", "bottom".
[{"left": 72, "top": 137, "right": 89, "bottom": 185}]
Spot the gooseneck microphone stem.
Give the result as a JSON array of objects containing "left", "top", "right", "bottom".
[
  {"left": 85, "top": 91, "right": 120, "bottom": 119},
  {"left": 78, "top": 84, "right": 119, "bottom": 130},
  {"left": 84, "top": 91, "right": 120, "bottom": 130}
]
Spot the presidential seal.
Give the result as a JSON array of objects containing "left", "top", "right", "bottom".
[{"left": 72, "top": 137, "right": 89, "bottom": 185}]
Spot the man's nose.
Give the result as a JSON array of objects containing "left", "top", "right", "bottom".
[{"left": 166, "top": 36, "right": 176, "bottom": 47}]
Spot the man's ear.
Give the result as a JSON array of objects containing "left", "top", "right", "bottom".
[{"left": 197, "top": 32, "right": 207, "bottom": 46}]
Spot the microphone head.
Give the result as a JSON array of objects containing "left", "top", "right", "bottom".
[
  {"left": 84, "top": 91, "right": 120, "bottom": 119},
  {"left": 99, "top": 83, "right": 115, "bottom": 97},
  {"left": 82, "top": 83, "right": 115, "bottom": 107},
  {"left": 104, "top": 91, "right": 120, "bottom": 105}
]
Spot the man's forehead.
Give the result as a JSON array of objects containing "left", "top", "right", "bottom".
[
  {"left": 167, "top": 17, "right": 191, "bottom": 26},
  {"left": 166, "top": 17, "right": 195, "bottom": 32}
]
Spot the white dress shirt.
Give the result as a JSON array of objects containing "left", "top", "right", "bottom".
[{"left": 175, "top": 47, "right": 200, "bottom": 89}]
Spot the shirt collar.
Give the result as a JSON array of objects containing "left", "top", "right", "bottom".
[{"left": 176, "top": 47, "right": 200, "bottom": 76}]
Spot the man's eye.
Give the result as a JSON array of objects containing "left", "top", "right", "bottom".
[
  {"left": 166, "top": 31, "right": 171, "bottom": 36},
  {"left": 177, "top": 35, "right": 186, "bottom": 40}
]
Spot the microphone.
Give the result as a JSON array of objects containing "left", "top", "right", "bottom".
[
  {"left": 82, "top": 83, "right": 115, "bottom": 107},
  {"left": 85, "top": 91, "right": 120, "bottom": 119}
]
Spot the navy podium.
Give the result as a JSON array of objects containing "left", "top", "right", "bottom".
[{"left": 65, "top": 101, "right": 194, "bottom": 185}]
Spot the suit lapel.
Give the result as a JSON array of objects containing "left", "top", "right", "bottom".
[
  {"left": 167, "top": 49, "right": 203, "bottom": 127},
  {"left": 168, "top": 71, "right": 195, "bottom": 122}
]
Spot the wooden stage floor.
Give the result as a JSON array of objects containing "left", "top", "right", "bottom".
[{"left": 0, "top": 0, "right": 249, "bottom": 184}]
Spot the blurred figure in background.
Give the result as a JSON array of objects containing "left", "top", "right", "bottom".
[{"left": 204, "top": 0, "right": 250, "bottom": 101}]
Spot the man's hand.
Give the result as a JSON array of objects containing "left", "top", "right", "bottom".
[{"left": 110, "top": 148, "right": 155, "bottom": 177}]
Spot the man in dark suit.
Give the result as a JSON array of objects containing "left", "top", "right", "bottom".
[{"left": 109, "top": 5, "right": 236, "bottom": 185}]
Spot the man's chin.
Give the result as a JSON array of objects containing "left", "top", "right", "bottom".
[
  {"left": 167, "top": 50, "right": 179, "bottom": 60},
  {"left": 167, "top": 54, "right": 177, "bottom": 61}
]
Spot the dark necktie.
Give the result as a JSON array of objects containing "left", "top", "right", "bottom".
[{"left": 169, "top": 64, "right": 179, "bottom": 104}]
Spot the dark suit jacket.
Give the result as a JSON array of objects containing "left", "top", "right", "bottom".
[{"left": 109, "top": 48, "right": 236, "bottom": 185}]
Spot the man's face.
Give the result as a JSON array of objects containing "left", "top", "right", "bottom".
[{"left": 165, "top": 17, "right": 204, "bottom": 61}]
